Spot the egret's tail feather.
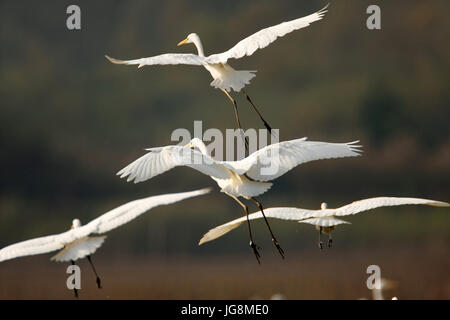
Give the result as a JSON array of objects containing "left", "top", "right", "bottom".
[
  {"left": 51, "top": 236, "right": 106, "bottom": 262},
  {"left": 211, "top": 70, "right": 257, "bottom": 92},
  {"left": 221, "top": 181, "right": 272, "bottom": 198}
]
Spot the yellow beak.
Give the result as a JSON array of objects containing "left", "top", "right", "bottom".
[{"left": 177, "top": 38, "right": 189, "bottom": 46}]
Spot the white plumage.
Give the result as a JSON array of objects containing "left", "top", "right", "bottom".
[
  {"left": 51, "top": 237, "right": 106, "bottom": 262},
  {"left": 117, "top": 137, "right": 362, "bottom": 199},
  {"left": 118, "top": 136, "right": 360, "bottom": 260},
  {"left": 105, "top": 5, "right": 328, "bottom": 92},
  {"left": 0, "top": 188, "right": 210, "bottom": 263},
  {"left": 299, "top": 216, "right": 350, "bottom": 228},
  {"left": 199, "top": 197, "right": 449, "bottom": 245}
]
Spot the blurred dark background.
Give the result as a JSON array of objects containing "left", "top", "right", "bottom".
[{"left": 0, "top": 0, "right": 449, "bottom": 299}]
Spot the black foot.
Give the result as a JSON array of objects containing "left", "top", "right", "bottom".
[
  {"left": 73, "top": 289, "right": 79, "bottom": 299},
  {"left": 318, "top": 241, "right": 323, "bottom": 250},
  {"left": 328, "top": 239, "right": 333, "bottom": 248},
  {"left": 96, "top": 277, "right": 102, "bottom": 289},
  {"left": 272, "top": 238, "right": 285, "bottom": 259},
  {"left": 250, "top": 241, "right": 261, "bottom": 264}
]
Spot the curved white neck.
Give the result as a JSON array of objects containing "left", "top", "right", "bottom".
[
  {"left": 193, "top": 140, "right": 208, "bottom": 155},
  {"left": 192, "top": 37, "right": 205, "bottom": 57}
]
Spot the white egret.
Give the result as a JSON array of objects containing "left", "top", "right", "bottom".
[
  {"left": 117, "top": 137, "right": 361, "bottom": 262},
  {"left": 0, "top": 188, "right": 210, "bottom": 297},
  {"left": 105, "top": 5, "right": 329, "bottom": 136},
  {"left": 358, "top": 278, "right": 399, "bottom": 300},
  {"left": 371, "top": 278, "right": 398, "bottom": 300},
  {"left": 199, "top": 197, "right": 449, "bottom": 250}
]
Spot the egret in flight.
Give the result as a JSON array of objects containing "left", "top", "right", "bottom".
[
  {"left": 117, "top": 137, "right": 361, "bottom": 262},
  {"left": 105, "top": 5, "right": 329, "bottom": 137},
  {"left": 199, "top": 197, "right": 449, "bottom": 250},
  {"left": 0, "top": 188, "right": 210, "bottom": 298},
  {"left": 360, "top": 278, "right": 399, "bottom": 300}
]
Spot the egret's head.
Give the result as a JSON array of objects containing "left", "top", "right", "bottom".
[
  {"left": 184, "top": 138, "right": 208, "bottom": 155},
  {"left": 177, "top": 33, "right": 199, "bottom": 46},
  {"left": 184, "top": 137, "right": 203, "bottom": 149},
  {"left": 71, "top": 219, "right": 81, "bottom": 229},
  {"left": 320, "top": 202, "right": 328, "bottom": 210}
]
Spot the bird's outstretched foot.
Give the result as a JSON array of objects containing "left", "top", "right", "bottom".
[
  {"left": 272, "top": 238, "right": 285, "bottom": 259},
  {"left": 96, "top": 277, "right": 102, "bottom": 289},
  {"left": 318, "top": 241, "right": 323, "bottom": 250},
  {"left": 328, "top": 239, "right": 333, "bottom": 248},
  {"left": 249, "top": 241, "right": 261, "bottom": 264}
]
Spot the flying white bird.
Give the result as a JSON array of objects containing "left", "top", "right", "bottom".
[
  {"left": 199, "top": 197, "right": 449, "bottom": 250},
  {"left": 105, "top": 4, "right": 329, "bottom": 136},
  {"left": 370, "top": 278, "right": 399, "bottom": 301},
  {"left": 358, "top": 278, "right": 399, "bottom": 300},
  {"left": 0, "top": 188, "right": 210, "bottom": 297},
  {"left": 117, "top": 136, "right": 361, "bottom": 262}
]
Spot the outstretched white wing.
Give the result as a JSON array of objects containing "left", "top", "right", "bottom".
[
  {"left": 0, "top": 230, "right": 77, "bottom": 262},
  {"left": 329, "top": 197, "right": 450, "bottom": 217},
  {"left": 0, "top": 189, "right": 211, "bottom": 263},
  {"left": 199, "top": 197, "right": 449, "bottom": 244},
  {"left": 117, "top": 146, "right": 232, "bottom": 183},
  {"left": 199, "top": 207, "right": 317, "bottom": 245},
  {"left": 222, "top": 137, "right": 362, "bottom": 181},
  {"left": 296, "top": 197, "right": 450, "bottom": 223},
  {"left": 106, "top": 5, "right": 327, "bottom": 68},
  {"left": 204, "top": 5, "right": 328, "bottom": 64},
  {"left": 105, "top": 54, "right": 205, "bottom": 68},
  {"left": 81, "top": 188, "right": 211, "bottom": 235}
]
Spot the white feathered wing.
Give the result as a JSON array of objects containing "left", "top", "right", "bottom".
[{"left": 0, "top": 188, "right": 211, "bottom": 262}]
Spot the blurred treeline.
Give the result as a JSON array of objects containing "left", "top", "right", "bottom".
[{"left": 0, "top": 0, "right": 449, "bottom": 257}]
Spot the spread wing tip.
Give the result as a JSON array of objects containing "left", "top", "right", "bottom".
[
  {"left": 105, "top": 55, "right": 127, "bottom": 65},
  {"left": 198, "top": 187, "right": 213, "bottom": 194},
  {"left": 429, "top": 200, "right": 450, "bottom": 207},
  {"left": 116, "top": 168, "right": 129, "bottom": 178},
  {"left": 318, "top": 3, "right": 330, "bottom": 14},
  {"left": 347, "top": 141, "right": 363, "bottom": 154}
]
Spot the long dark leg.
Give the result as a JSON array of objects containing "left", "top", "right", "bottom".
[
  {"left": 328, "top": 233, "right": 333, "bottom": 248},
  {"left": 71, "top": 260, "right": 79, "bottom": 298},
  {"left": 221, "top": 89, "right": 249, "bottom": 150},
  {"left": 87, "top": 255, "right": 102, "bottom": 289},
  {"left": 230, "top": 195, "right": 261, "bottom": 264},
  {"left": 250, "top": 197, "right": 284, "bottom": 259},
  {"left": 318, "top": 227, "right": 323, "bottom": 250},
  {"left": 241, "top": 90, "right": 275, "bottom": 137}
]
